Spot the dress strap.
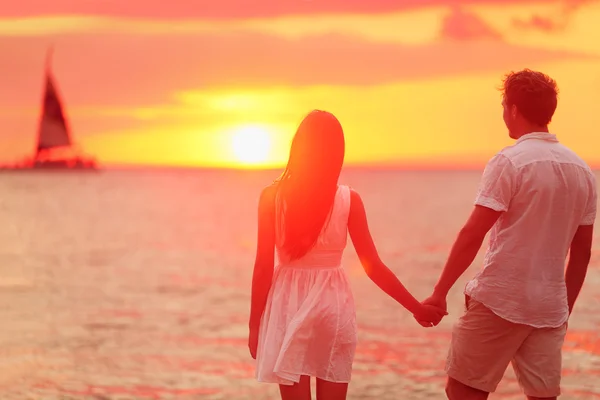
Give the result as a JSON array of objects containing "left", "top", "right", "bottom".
[{"left": 338, "top": 185, "right": 352, "bottom": 224}]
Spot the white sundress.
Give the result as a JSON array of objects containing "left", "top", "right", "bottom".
[{"left": 255, "top": 185, "right": 357, "bottom": 385}]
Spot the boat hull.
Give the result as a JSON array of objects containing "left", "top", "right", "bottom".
[
  {"left": 33, "top": 158, "right": 98, "bottom": 170},
  {"left": 0, "top": 158, "right": 99, "bottom": 171}
]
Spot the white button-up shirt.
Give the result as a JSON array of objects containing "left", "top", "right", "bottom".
[{"left": 465, "top": 132, "right": 597, "bottom": 328}]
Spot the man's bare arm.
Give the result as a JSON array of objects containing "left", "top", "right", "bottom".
[
  {"left": 565, "top": 224, "right": 594, "bottom": 314},
  {"left": 431, "top": 206, "right": 501, "bottom": 299}
]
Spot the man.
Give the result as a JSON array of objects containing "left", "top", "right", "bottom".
[{"left": 421, "top": 69, "right": 597, "bottom": 400}]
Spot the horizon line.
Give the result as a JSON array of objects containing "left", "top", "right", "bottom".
[{"left": 98, "top": 163, "right": 600, "bottom": 172}]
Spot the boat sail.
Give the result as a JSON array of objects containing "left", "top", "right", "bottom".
[
  {"left": 0, "top": 48, "right": 98, "bottom": 170},
  {"left": 36, "top": 53, "right": 73, "bottom": 155},
  {"left": 31, "top": 48, "right": 97, "bottom": 170}
]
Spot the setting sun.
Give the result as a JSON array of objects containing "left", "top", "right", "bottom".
[{"left": 231, "top": 125, "right": 273, "bottom": 165}]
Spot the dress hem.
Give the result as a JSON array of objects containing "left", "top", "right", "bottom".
[{"left": 257, "top": 371, "right": 351, "bottom": 385}]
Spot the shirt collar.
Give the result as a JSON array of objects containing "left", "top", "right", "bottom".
[{"left": 516, "top": 132, "right": 558, "bottom": 144}]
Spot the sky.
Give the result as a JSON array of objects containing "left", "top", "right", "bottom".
[{"left": 0, "top": 0, "right": 599, "bottom": 169}]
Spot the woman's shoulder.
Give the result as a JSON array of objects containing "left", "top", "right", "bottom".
[
  {"left": 261, "top": 182, "right": 278, "bottom": 196},
  {"left": 256, "top": 184, "right": 279, "bottom": 221},
  {"left": 258, "top": 183, "right": 279, "bottom": 208},
  {"left": 338, "top": 184, "right": 359, "bottom": 199},
  {"left": 336, "top": 185, "right": 362, "bottom": 213},
  {"left": 342, "top": 186, "right": 365, "bottom": 214}
]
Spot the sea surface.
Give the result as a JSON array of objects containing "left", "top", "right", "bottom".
[{"left": 0, "top": 169, "right": 598, "bottom": 400}]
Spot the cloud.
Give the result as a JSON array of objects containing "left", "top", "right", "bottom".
[
  {"left": 0, "top": 31, "right": 594, "bottom": 109},
  {"left": 0, "top": 0, "right": 576, "bottom": 19},
  {"left": 439, "top": 7, "right": 502, "bottom": 40},
  {"left": 512, "top": 0, "right": 597, "bottom": 32},
  {"left": 513, "top": 15, "right": 562, "bottom": 31}
]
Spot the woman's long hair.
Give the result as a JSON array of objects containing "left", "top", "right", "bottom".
[{"left": 275, "top": 110, "right": 345, "bottom": 260}]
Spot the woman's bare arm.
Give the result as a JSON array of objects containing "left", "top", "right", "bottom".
[
  {"left": 248, "top": 186, "right": 277, "bottom": 331},
  {"left": 347, "top": 188, "right": 424, "bottom": 315}
]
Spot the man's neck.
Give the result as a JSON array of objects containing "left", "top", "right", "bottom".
[{"left": 515, "top": 126, "right": 550, "bottom": 139}]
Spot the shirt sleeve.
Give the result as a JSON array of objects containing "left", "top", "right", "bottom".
[
  {"left": 474, "top": 154, "right": 517, "bottom": 212},
  {"left": 581, "top": 173, "right": 597, "bottom": 226}
]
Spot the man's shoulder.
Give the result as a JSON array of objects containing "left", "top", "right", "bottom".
[
  {"left": 496, "top": 140, "right": 531, "bottom": 160},
  {"left": 553, "top": 144, "right": 595, "bottom": 173},
  {"left": 498, "top": 141, "right": 591, "bottom": 171},
  {"left": 488, "top": 146, "right": 518, "bottom": 167}
]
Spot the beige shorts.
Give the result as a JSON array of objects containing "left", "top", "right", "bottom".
[{"left": 445, "top": 296, "right": 567, "bottom": 398}]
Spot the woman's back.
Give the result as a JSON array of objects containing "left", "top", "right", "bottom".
[
  {"left": 275, "top": 185, "right": 351, "bottom": 268},
  {"left": 249, "top": 110, "right": 446, "bottom": 399},
  {"left": 255, "top": 184, "right": 357, "bottom": 386}
]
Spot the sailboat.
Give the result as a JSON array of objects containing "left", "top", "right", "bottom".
[{"left": 2, "top": 49, "right": 98, "bottom": 171}]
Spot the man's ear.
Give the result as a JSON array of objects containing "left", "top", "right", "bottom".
[{"left": 511, "top": 104, "right": 518, "bottom": 119}]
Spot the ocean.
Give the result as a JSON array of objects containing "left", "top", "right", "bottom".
[{"left": 0, "top": 169, "right": 598, "bottom": 399}]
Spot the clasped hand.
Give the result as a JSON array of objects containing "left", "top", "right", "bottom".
[{"left": 413, "top": 293, "right": 448, "bottom": 327}]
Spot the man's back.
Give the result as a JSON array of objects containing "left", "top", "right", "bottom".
[
  {"left": 465, "top": 132, "right": 597, "bottom": 328},
  {"left": 437, "top": 70, "right": 597, "bottom": 399}
]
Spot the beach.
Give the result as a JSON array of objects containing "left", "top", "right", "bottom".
[{"left": 0, "top": 169, "right": 598, "bottom": 399}]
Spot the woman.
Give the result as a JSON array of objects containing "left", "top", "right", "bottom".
[{"left": 249, "top": 110, "right": 445, "bottom": 400}]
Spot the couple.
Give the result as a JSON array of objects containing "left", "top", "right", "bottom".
[{"left": 248, "top": 69, "right": 597, "bottom": 400}]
